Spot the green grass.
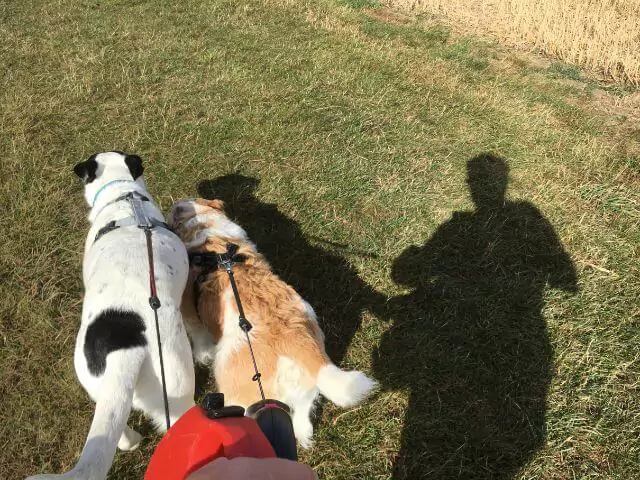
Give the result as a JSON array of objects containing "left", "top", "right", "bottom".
[
  {"left": 547, "top": 62, "right": 583, "bottom": 82},
  {"left": 1, "top": 1, "right": 639, "bottom": 479}
]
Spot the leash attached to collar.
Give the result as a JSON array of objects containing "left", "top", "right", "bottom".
[
  {"left": 125, "top": 192, "right": 172, "bottom": 430},
  {"left": 189, "top": 244, "right": 265, "bottom": 401},
  {"left": 189, "top": 248, "right": 247, "bottom": 313}
]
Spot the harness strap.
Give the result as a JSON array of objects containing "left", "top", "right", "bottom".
[
  {"left": 95, "top": 217, "right": 170, "bottom": 243},
  {"left": 93, "top": 191, "right": 169, "bottom": 243},
  {"left": 189, "top": 250, "right": 247, "bottom": 311}
]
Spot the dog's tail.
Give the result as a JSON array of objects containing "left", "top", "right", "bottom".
[
  {"left": 316, "top": 363, "right": 377, "bottom": 408},
  {"left": 286, "top": 317, "right": 377, "bottom": 409},
  {"left": 45, "top": 348, "right": 145, "bottom": 480},
  {"left": 286, "top": 340, "right": 377, "bottom": 408}
]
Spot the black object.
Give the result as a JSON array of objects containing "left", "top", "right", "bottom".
[
  {"left": 189, "top": 249, "right": 246, "bottom": 312},
  {"left": 248, "top": 400, "right": 298, "bottom": 461},
  {"left": 200, "top": 393, "right": 246, "bottom": 419}
]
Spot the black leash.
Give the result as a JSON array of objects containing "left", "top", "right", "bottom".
[
  {"left": 191, "top": 245, "right": 298, "bottom": 455},
  {"left": 191, "top": 244, "right": 266, "bottom": 401},
  {"left": 218, "top": 244, "right": 266, "bottom": 401},
  {"left": 144, "top": 227, "right": 171, "bottom": 430}
]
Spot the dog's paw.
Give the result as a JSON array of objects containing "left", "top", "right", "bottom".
[
  {"left": 187, "top": 326, "right": 215, "bottom": 366},
  {"left": 297, "top": 434, "right": 315, "bottom": 450},
  {"left": 193, "top": 348, "right": 214, "bottom": 366},
  {"left": 191, "top": 338, "right": 215, "bottom": 366},
  {"left": 118, "top": 426, "right": 142, "bottom": 451}
]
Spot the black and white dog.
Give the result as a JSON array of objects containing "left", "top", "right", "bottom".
[{"left": 27, "top": 152, "right": 195, "bottom": 480}]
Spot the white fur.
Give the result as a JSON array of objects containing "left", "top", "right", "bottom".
[
  {"left": 215, "top": 289, "right": 250, "bottom": 360},
  {"left": 185, "top": 320, "right": 216, "bottom": 366},
  {"left": 275, "top": 356, "right": 318, "bottom": 448},
  {"left": 27, "top": 153, "right": 195, "bottom": 480},
  {"left": 317, "top": 364, "right": 378, "bottom": 408}
]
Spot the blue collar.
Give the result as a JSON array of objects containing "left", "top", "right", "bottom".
[{"left": 91, "top": 180, "right": 136, "bottom": 207}]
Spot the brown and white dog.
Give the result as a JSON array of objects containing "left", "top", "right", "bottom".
[{"left": 168, "top": 198, "right": 377, "bottom": 447}]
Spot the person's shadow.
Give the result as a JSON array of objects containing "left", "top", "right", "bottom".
[
  {"left": 197, "top": 175, "right": 386, "bottom": 367},
  {"left": 374, "top": 154, "right": 578, "bottom": 479}
]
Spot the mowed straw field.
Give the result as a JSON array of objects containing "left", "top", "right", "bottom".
[{"left": 390, "top": 0, "right": 640, "bottom": 84}]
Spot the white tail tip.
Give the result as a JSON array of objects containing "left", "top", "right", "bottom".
[{"left": 317, "top": 364, "right": 377, "bottom": 408}]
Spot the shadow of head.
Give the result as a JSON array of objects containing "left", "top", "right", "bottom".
[{"left": 467, "top": 153, "right": 509, "bottom": 212}]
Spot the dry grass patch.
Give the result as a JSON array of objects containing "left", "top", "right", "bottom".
[{"left": 389, "top": 0, "right": 640, "bottom": 84}]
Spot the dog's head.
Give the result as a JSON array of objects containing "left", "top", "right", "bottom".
[
  {"left": 73, "top": 151, "right": 145, "bottom": 207},
  {"left": 168, "top": 198, "right": 248, "bottom": 250}
]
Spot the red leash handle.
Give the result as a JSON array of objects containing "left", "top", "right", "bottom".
[{"left": 145, "top": 404, "right": 276, "bottom": 480}]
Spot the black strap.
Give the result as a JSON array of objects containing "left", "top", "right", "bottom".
[
  {"left": 189, "top": 250, "right": 247, "bottom": 312},
  {"left": 94, "top": 219, "right": 170, "bottom": 243},
  {"left": 94, "top": 220, "right": 118, "bottom": 242},
  {"left": 189, "top": 251, "right": 247, "bottom": 270},
  {"left": 219, "top": 244, "right": 265, "bottom": 400}
]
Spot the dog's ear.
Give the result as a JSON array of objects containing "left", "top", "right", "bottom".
[
  {"left": 207, "top": 199, "right": 226, "bottom": 211},
  {"left": 73, "top": 154, "right": 98, "bottom": 184},
  {"left": 124, "top": 154, "right": 144, "bottom": 180}
]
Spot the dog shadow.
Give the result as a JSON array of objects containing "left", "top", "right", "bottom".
[
  {"left": 197, "top": 175, "right": 387, "bottom": 370},
  {"left": 374, "top": 154, "right": 578, "bottom": 479}
]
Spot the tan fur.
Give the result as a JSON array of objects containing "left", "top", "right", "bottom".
[{"left": 171, "top": 199, "right": 331, "bottom": 406}]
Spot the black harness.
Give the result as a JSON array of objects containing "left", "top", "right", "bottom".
[{"left": 188, "top": 244, "right": 247, "bottom": 311}]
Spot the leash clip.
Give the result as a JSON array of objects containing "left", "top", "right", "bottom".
[
  {"left": 216, "top": 243, "right": 239, "bottom": 272},
  {"left": 126, "top": 192, "right": 153, "bottom": 229}
]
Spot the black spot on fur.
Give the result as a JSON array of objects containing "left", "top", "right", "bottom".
[
  {"left": 124, "top": 154, "right": 144, "bottom": 179},
  {"left": 84, "top": 309, "right": 147, "bottom": 376},
  {"left": 73, "top": 154, "right": 98, "bottom": 184}
]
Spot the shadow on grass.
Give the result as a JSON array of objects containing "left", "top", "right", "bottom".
[
  {"left": 197, "top": 175, "right": 387, "bottom": 367},
  {"left": 375, "top": 154, "right": 578, "bottom": 479}
]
